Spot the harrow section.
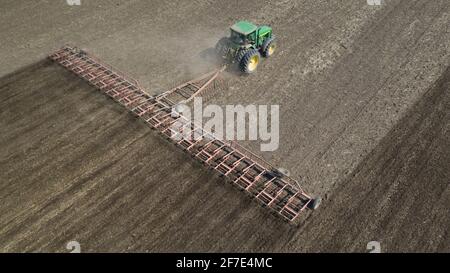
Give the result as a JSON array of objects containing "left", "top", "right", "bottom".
[{"left": 49, "top": 45, "right": 314, "bottom": 223}]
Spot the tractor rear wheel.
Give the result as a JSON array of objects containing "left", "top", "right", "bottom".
[
  {"left": 235, "top": 48, "right": 248, "bottom": 65},
  {"left": 240, "top": 49, "right": 261, "bottom": 73},
  {"left": 261, "top": 37, "right": 276, "bottom": 58}
]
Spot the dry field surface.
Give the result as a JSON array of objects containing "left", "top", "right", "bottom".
[{"left": 0, "top": 0, "right": 449, "bottom": 252}]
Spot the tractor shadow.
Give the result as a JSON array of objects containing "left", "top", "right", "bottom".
[
  {"left": 199, "top": 48, "right": 248, "bottom": 77},
  {"left": 199, "top": 48, "right": 221, "bottom": 66}
]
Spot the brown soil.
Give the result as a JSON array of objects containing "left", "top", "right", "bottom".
[{"left": 0, "top": 0, "right": 449, "bottom": 252}]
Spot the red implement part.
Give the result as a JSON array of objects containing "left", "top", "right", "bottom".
[{"left": 49, "top": 45, "right": 314, "bottom": 223}]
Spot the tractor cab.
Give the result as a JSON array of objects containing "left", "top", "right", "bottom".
[
  {"left": 230, "top": 21, "right": 258, "bottom": 46},
  {"left": 216, "top": 21, "right": 276, "bottom": 73},
  {"left": 229, "top": 21, "right": 272, "bottom": 48}
]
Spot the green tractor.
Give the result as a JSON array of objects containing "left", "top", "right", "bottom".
[{"left": 215, "top": 21, "right": 275, "bottom": 73}]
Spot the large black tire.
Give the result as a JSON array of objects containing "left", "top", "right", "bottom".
[
  {"left": 235, "top": 48, "right": 249, "bottom": 65},
  {"left": 261, "top": 37, "right": 276, "bottom": 58},
  {"left": 308, "top": 197, "right": 322, "bottom": 210},
  {"left": 239, "top": 49, "right": 261, "bottom": 73},
  {"left": 272, "top": 167, "right": 290, "bottom": 178}
]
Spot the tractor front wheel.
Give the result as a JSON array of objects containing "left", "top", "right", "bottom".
[
  {"left": 240, "top": 49, "right": 261, "bottom": 73},
  {"left": 261, "top": 37, "right": 276, "bottom": 58}
]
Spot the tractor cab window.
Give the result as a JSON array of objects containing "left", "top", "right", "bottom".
[{"left": 230, "top": 30, "right": 246, "bottom": 44}]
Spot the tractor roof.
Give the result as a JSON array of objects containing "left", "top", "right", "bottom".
[{"left": 231, "top": 21, "right": 258, "bottom": 35}]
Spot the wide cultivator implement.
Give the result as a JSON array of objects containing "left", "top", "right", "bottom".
[{"left": 49, "top": 45, "right": 319, "bottom": 223}]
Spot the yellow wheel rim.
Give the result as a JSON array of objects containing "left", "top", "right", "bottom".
[
  {"left": 268, "top": 44, "right": 275, "bottom": 56},
  {"left": 248, "top": 55, "right": 259, "bottom": 71}
]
